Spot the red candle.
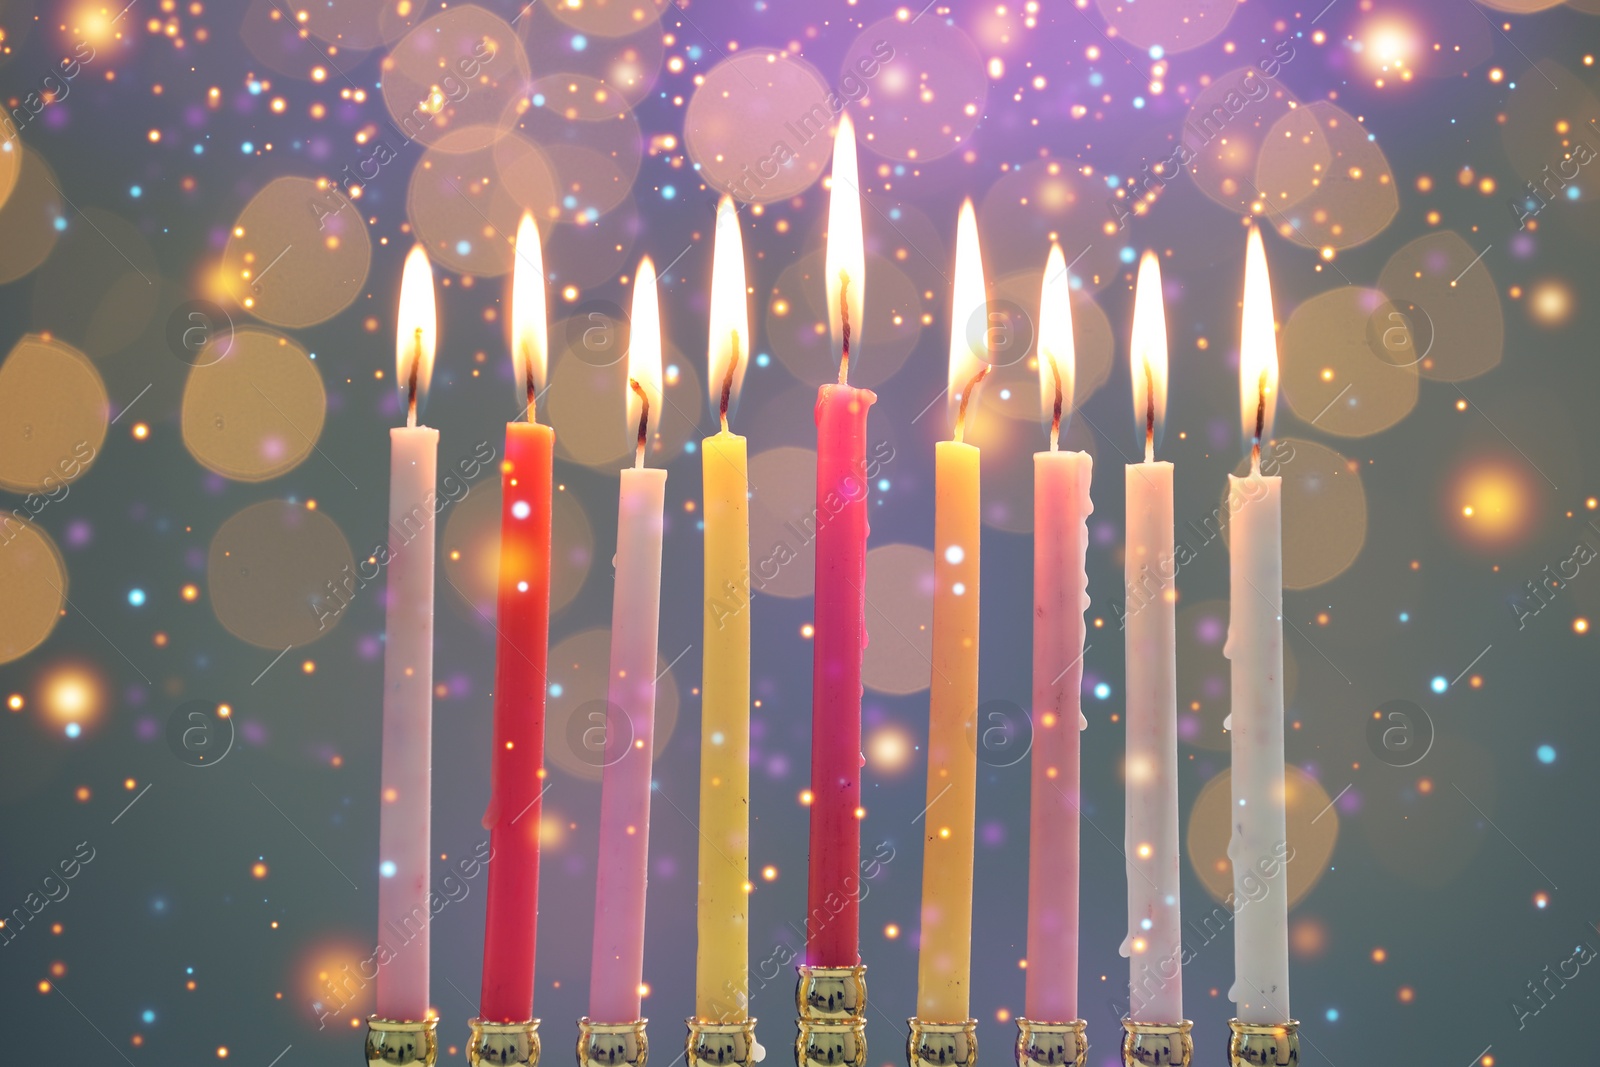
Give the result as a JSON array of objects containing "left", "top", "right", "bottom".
[
  {"left": 807, "top": 115, "right": 874, "bottom": 967},
  {"left": 478, "top": 214, "right": 552, "bottom": 1023}
]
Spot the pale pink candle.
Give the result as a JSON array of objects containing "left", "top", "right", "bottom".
[
  {"left": 1025, "top": 244, "right": 1091, "bottom": 1023},
  {"left": 375, "top": 246, "right": 439, "bottom": 1022},
  {"left": 588, "top": 257, "right": 667, "bottom": 1023},
  {"left": 1122, "top": 251, "right": 1183, "bottom": 1023}
]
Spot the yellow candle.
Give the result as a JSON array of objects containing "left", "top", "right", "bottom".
[
  {"left": 916, "top": 199, "right": 987, "bottom": 1024},
  {"left": 696, "top": 196, "right": 751, "bottom": 1022}
]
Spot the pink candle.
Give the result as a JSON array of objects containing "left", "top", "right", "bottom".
[
  {"left": 588, "top": 257, "right": 667, "bottom": 1022},
  {"left": 376, "top": 246, "right": 439, "bottom": 1022},
  {"left": 806, "top": 115, "right": 873, "bottom": 966},
  {"left": 1024, "top": 244, "right": 1091, "bottom": 1023}
]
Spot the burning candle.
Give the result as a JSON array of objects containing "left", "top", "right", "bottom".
[
  {"left": 478, "top": 213, "right": 553, "bottom": 1024},
  {"left": 1225, "top": 227, "right": 1290, "bottom": 1025},
  {"left": 376, "top": 245, "right": 440, "bottom": 1023},
  {"left": 915, "top": 199, "right": 987, "bottom": 1025},
  {"left": 1121, "top": 251, "right": 1184, "bottom": 1024},
  {"left": 1024, "top": 243, "right": 1091, "bottom": 1025},
  {"left": 588, "top": 256, "right": 668, "bottom": 1024},
  {"left": 806, "top": 113, "right": 874, "bottom": 968},
  {"left": 696, "top": 195, "right": 753, "bottom": 1023}
]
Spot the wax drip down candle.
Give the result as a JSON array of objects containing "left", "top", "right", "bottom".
[
  {"left": 1121, "top": 251, "right": 1185, "bottom": 1028},
  {"left": 374, "top": 245, "right": 439, "bottom": 1030},
  {"left": 588, "top": 258, "right": 668, "bottom": 1026},
  {"left": 1225, "top": 227, "right": 1292, "bottom": 1029},
  {"left": 1023, "top": 243, "right": 1091, "bottom": 1029}
]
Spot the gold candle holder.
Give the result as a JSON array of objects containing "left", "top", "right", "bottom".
[
  {"left": 1227, "top": 1019, "right": 1298, "bottom": 1067},
  {"left": 470, "top": 1018, "right": 541, "bottom": 1067},
  {"left": 1120, "top": 1019, "right": 1192, "bottom": 1067},
  {"left": 366, "top": 1016, "right": 439, "bottom": 1067},
  {"left": 795, "top": 964, "right": 867, "bottom": 1067},
  {"left": 687, "top": 1017, "right": 761, "bottom": 1067},
  {"left": 1014, "top": 1019, "right": 1087, "bottom": 1067},
  {"left": 907, "top": 1018, "right": 977, "bottom": 1067},
  {"left": 578, "top": 1018, "right": 650, "bottom": 1067}
]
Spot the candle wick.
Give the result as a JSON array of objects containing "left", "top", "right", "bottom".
[
  {"left": 524, "top": 346, "right": 539, "bottom": 425},
  {"left": 630, "top": 378, "right": 650, "bottom": 469},
  {"left": 953, "top": 364, "right": 989, "bottom": 444},
  {"left": 1144, "top": 359, "right": 1156, "bottom": 463},
  {"left": 720, "top": 330, "right": 740, "bottom": 434},
  {"left": 407, "top": 327, "right": 423, "bottom": 428},
  {"left": 1252, "top": 368, "right": 1268, "bottom": 475},
  {"left": 837, "top": 271, "right": 852, "bottom": 386},
  {"left": 1047, "top": 354, "right": 1063, "bottom": 453}
]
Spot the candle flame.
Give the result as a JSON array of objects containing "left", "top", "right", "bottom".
[
  {"left": 825, "top": 112, "right": 864, "bottom": 383},
  {"left": 1239, "top": 226, "right": 1279, "bottom": 471},
  {"left": 1130, "top": 250, "right": 1168, "bottom": 462},
  {"left": 626, "top": 255, "right": 663, "bottom": 468},
  {"left": 396, "top": 244, "right": 437, "bottom": 426},
  {"left": 511, "top": 212, "right": 548, "bottom": 421},
  {"left": 708, "top": 195, "right": 749, "bottom": 431},
  {"left": 948, "top": 198, "right": 989, "bottom": 441},
  {"left": 1037, "top": 242, "right": 1075, "bottom": 450}
]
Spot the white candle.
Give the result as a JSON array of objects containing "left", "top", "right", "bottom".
[
  {"left": 589, "top": 256, "right": 667, "bottom": 1023},
  {"left": 376, "top": 246, "right": 439, "bottom": 1022},
  {"left": 1121, "top": 251, "right": 1183, "bottom": 1023},
  {"left": 1224, "top": 226, "right": 1290, "bottom": 1024}
]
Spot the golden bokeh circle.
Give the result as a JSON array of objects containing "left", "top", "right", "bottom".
[
  {"left": 1187, "top": 765, "right": 1337, "bottom": 908},
  {"left": 0, "top": 334, "right": 107, "bottom": 494},
  {"left": 408, "top": 136, "right": 524, "bottom": 277},
  {"left": 208, "top": 501, "right": 354, "bottom": 649},
  {"left": 1175, "top": 599, "right": 1299, "bottom": 753},
  {"left": 1182, "top": 67, "right": 1302, "bottom": 216},
  {"left": 222, "top": 176, "right": 373, "bottom": 328},
  {"left": 520, "top": 4, "right": 664, "bottom": 104},
  {"left": 685, "top": 49, "right": 836, "bottom": 204},
  {"left": 0, "top": 520, "right": 67, "bottom": 664},
  {"left": 31, "top": 207, "right": 160, "bottom": 360},
  {"left": 181, "top": 327, "right": 327, "bottom": 483},
  {"left": 861, "top": 543, "right": 935, "bottom": 695},
  {"left": 547, "top": 0, "right": 665, "bottom": 36},
  {"left": 1258, "top": 102, "right": 1397, "bottom": 251},
  {"left": 747, "top": 446, "right": 819, "bottom": 600},
  {"left": 381, "top": 5, "right": 530, "bottom": 153},
  {"left": 1093, "top": 0, "right": 1237, "bottom": 53},
  {"left": 0, "top": 139, "right": 21, "bottom": 213},
  {"left": 543, "top": 627, "right": 681, "bottom": 782},
  {"left": 978, "top": 159, "right": 1122, "bottom": 290},
  {"left": 547, "top": 338, "right": 702, "bottom": 470},
  {"left": 1280, "top": 287, "right": 1419, "bottom": 437},
  {"left": 518, "top": 73, "right": 643, "bottom": 218},
  {"left": 1376, "top": 230, "right": 1503, "bottom": 381},
  {"left": 489, "top": 132, "right": 563, "bottom": 221},
  {"left": 843, "top": 16, "right": 987, "bottom": 163},
  {"left": 1221, "top": 437, "right": 1368, "bottom": 590},
  {"left": 1500, "top": 59, "right": 1600, "bottom": 207},
  {"left": 0, "top": 146, "right": 62, "bottom": 284},
  {"left": 765, "top": 249, "right": 922, "bottom": 389},
  {"left": 441, "top": 481, "right": 595, "bottom": 622}
]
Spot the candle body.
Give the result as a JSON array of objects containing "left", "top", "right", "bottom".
[
  {"left": 1224, "top": 473, "right": 1290, "bottom": 1024},
  {"left": 1025, "top": 450, "right": 1091, "bottom": 1023},
  {"left": 1123, "top": 460, "right": 1183, "bottom": 1022},
  {"left": 916, "top": 440, "right": 980, "bottom": 1023},
  {"left": 376, "top": 425, "right": 439, "bottom": 1022},
  {"left": 697, "top": 430, "right": 750, "bottom": 1021},
  {"left": 479, "top": 422, "right": 553, "bottom": 1022},
  {"left": 806, "top": 382, "right": 876, "bottom": 966},
  {"left": 589, "top": 466, "right": 668, "bottom": 1022}
]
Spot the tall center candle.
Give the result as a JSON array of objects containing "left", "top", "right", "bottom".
[
  {"left": 915, "top": 199, "right": 987, "bottom": 1024},
  {"left": 1225, "top": 227, "right": 1290, "bottom": 1025},
  {"left": 807, "top": 114, "right": 873, "bottom": 967},
  {"left": 589, "top": 257, "right": 668, "bottom": 1023},
  {"left": 1122, "top": 251, "right": 1183, "bottom": 1024},
  {"left": 696, "top": 195, "right": 752, "bottom": 1021},
  {"left": 376, "top": 245, "right": 440, "bottom": 1023},
  {"left": 478, "top": 214, "right": 552, "bottom": 1024},
  {"left": 1024, "top": 244, "right": 1091, "bottom": 1025}
]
